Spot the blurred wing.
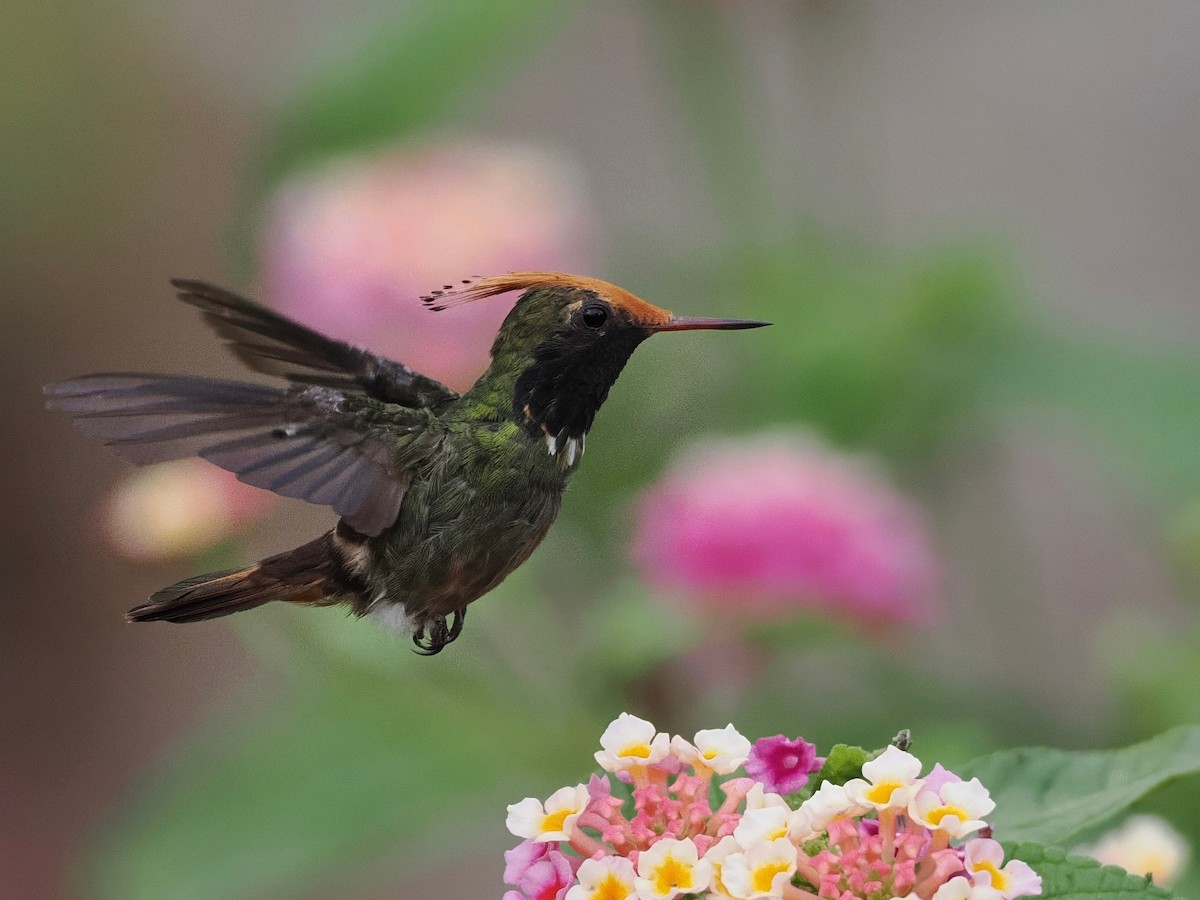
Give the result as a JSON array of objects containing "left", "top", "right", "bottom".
[
  {"left": 172, "top": 279, "right": 460, "bottom": 409},
  {"left": 46, "top": 374, "right": 442, "bottom": 536}
]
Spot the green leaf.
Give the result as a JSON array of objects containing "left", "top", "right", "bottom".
[
  {"left": 811, "top": 744, "right": 868, "bottom": 786},
  {"left": 1007, "top": 842, "right": 1178, "bottom": 899},
  {"left": 959, "top": 726, "right": 1200, "bottom": 846}
]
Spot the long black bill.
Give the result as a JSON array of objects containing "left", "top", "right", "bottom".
[{"left": 653, "top": 316, "right": 771, "bottom": 332}]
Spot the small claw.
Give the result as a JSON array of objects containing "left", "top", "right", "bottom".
[
  {"left": 410, "top": 609, "right": 468, "bottom": 656},
  {"left": 447, "top": 607, "right": 467, "bottom": 642},
  {"left": 412, "top": 636, "right": 434, "bottom": 655},
  {"left": 411, "top": 614, "right": 452, "bottom": 656}
]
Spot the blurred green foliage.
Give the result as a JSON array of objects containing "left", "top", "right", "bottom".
[
  {"left": 90, "top": 575, "right": 607, "bottom": 899},
  {"left": 86, "top": 1, "right": 1200, "bottom": 897},
  {"left": 257, "top": 0, "right": 574, "bottom": 183},
  {"left": 231, "top": 0, "right": 578, "bottom": 268}
]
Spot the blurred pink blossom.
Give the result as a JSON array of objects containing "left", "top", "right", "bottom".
[
  {"left": 261, "top": 141, "right": 593, "bottom": 391},
  {"left": 103, "top": 459, "right": 275, "bottom": 561},
  {"left": 631, "top": 432, "right": 941, "bottom": 625}
]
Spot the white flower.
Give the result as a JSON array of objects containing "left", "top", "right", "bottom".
[
  {"left": 719, "top": 838, "right": 798, "bottom": 899},
  {"left": 743, "top": 782, "right": 791, "bottom": 812},
  {"left": 505, "top": 783, "right": 589, "bottom": 842},
  {"left": 909, "top": 778, "right": 996, "bottom": 839},
  {"left": 566, "top": 856, "right": 637, "bottom": 900},
  {"left": 1076, "top": 814, "right": 1191, "bottom": 887},
  {"left": 844, "top": 746, "right": 925, "bottom": 811},
  {"left": 671, "top": 724, "right": 752, "bottom": 775},
  {"left": 793, "top": 781, "right": 862, "bottom": 838},
  {"left": 635, "top": 838, "right": 711, "bottom": 899},
  {"left": 932, "top": 876, "right": 1005, "bottom": 900},
  {"left": 595, "top": 713, "right": 671, "bottom": 773},
  {"left": 703, "top": 836, "right": 742, "bottom": 899},
  {"left": 963, "top": 838, "right": 1044, "bottom": 899},
  {"left": 733, "top": 805, "right": 794, "bottom": 848}
]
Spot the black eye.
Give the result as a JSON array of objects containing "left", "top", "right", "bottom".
[{"left": 581, "top": 304, "right": 608, "bottom": 328}]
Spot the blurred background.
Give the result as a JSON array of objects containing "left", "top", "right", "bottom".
[{"left": 6, "top": 2, "right": 1200, "bottom": 897}]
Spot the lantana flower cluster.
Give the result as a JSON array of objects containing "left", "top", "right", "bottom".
[{"left": 504, "top": 714, "right": 1042, "bottom": 900}]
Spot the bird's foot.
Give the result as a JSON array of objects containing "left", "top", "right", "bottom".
[{"left": 411, "top": 608, "right": 467, "bottom": 656}]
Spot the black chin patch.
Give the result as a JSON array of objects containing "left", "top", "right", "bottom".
[{"left": 513, "top": 328, "right": 647, "bottom": 446}]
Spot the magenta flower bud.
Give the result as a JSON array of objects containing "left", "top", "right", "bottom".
[
  {"left": 261, "top": 141, "right": 593, "bottom": 391},
  {"left": 744, "top": 734, "right": 824, "bottom": 795},
  {"left": 631, "top": 432, "right": 941, "bottom": 625}
]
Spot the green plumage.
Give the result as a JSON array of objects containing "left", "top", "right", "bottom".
[{"left": 46, "top": 276, "right": 766, "bottom": 654}]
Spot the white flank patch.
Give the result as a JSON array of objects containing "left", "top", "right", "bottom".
[
  {"left": 565, "top": 437, "right": 579, "bottom": 466},
  {"left": 546, "top": 434, "right": 558, "bottom": 456},
  {"left": 366, "top": 602, "right": 414, "bottom": 636}
]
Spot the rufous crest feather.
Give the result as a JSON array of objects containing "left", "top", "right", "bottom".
[{"left": 419, "top": 272, "right": 672, "bottom": 326}]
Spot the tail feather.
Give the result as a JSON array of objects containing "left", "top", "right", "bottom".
[{"left": 128, "top": 534, "right": 343, "bottom": 624}]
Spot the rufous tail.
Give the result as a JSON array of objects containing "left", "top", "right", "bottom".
[{"left": 127, "top": 533, "right": 340, "bottom": 623}]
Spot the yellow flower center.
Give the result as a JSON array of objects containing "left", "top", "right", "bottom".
[
  {"left": 770, "top": 825, "right": 789, "bottom": 840},
  {"left": 593, "top": 872, "right": 631, "bottom": 900},
  {"left": 865, "top": 780, "right": 903, "bottom": 806},
  {"left": 541, "top": 808, "right": 572, "bottom": 834},
  {"left": 620, "top": 743, "right": 653, "bottom": 759},
  {"left": 927, "top": 805, "right": 968, "bottom": 828},
  {"left": 702, "top": 749, "right": 720, "bottom": 760},
  {"left": 973, "top": 859, "right": 1008, "bottom": 891},
  {"left": 752, "top": 861, "right": 791, "bottom": 894},
  {"left": 652, "top": 855, "right": 694, "bottom": 894}
]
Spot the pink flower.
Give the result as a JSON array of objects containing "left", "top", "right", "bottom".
[
  {"left": 103, "top": 459, "right": 275, "bottom": 560},
  {"left": 501, "top": 716, "right": 1041, "bottom": 900},
  {"left": 261, "top": 141, "right": 592, "bottom": 391},
  {"left": 631, "top": 431, "right": 941, "bottom": 624},
  {"left": 923, "top": 763, "right": 963, "bottom": 796},
  {"left": 503, "top": 840, "right": 577, "bottom": 900},
  {"left": 744, "top": 734, "right": 824, "bottom": 795},
  {"left": 806, "top": 816, "right": 955, "bottom": 898}
]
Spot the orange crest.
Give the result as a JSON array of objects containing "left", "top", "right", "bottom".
[{"left": 420, "top": 272, "right": 673, "bottom": 328}]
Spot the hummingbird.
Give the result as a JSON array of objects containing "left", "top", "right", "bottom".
[{"left": 47, "top": 273, "right": 768, "bottom": 654}]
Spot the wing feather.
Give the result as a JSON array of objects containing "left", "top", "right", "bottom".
[
  {"left": 171, "top": 279, "right": 460, "bottom": 409},
  {"left": 45, "top": 373, "right": 439, "bottom": 535}
]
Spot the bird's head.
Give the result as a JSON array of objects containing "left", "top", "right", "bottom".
[{"left": 422, "top": 272, "right": 768, "bottom": 455}]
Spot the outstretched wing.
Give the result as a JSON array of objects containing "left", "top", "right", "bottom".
[
  {"left": 46, "top": 373, "right": 442, "bottom": 536},
  {"left": 171, "top": 279, "right": 459, "bottom": 410}
]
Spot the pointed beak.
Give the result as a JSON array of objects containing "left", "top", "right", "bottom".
[{"left": 652, "top": 315, "right": 772, "bottom": 332}]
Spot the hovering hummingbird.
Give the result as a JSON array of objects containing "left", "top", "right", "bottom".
[{"left": 47, "top": 274, "right": 767, "bottom": 654}]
